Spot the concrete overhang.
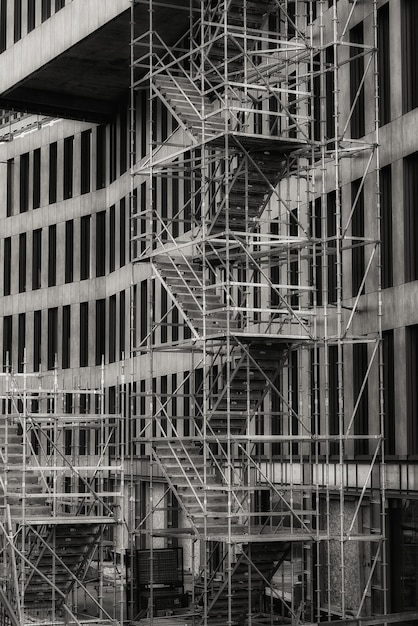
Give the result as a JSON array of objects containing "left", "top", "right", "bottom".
[{"left": 0, "top": 0, "right": 190, "bottom": 123}]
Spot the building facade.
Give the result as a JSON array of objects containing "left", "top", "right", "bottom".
[{"left": 0, "top": 1, "right": 417, "bottom": 625}]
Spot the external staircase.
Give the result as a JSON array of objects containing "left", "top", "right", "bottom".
[{"left": 0, "top": 417, "right": 112, "bottom": 621}]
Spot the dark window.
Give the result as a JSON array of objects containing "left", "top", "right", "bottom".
[
  {"left": 120, "top": 106, "right": 128, "bottom": 174},
  {"left": 351, "top": 178, "right": 365, "bottom": 297},
  {"left": 119, "top": 290, "right": 125, "bottom": 360},
  {"left": 80, "top": 302, "right": 89, "bottom": 367},
  {"left": 47, "top": 308, "right": 58, "bottom": 370},
  {"left": 327, "top": 190, "right": 337, "bottom": 303},
  {"left": 109, "top": 205, "right": 115, "bottom": 273},
  {"left": 96, "top": 125, "right": 106, "bottom": 190},
  {"left": 383, "top": 329, "right": 395, "bottom": 455},
  {"left": 49, "top": 142, "right": 57, "bottom": 204},
  {"left": 109, "top": 295, "right": 116, "bottom": 363},
  {"left": 0, "top": 0, "right": 6, "bottom": 53},
  {"left": 48, "top": 225, "right": 57, "bottom": 287},
  {"left": 14, "top": 0, "right": 22, "bottom": 42},
  {"left": 381, "top": 164, "right": 393, "bottom": 288},
  {"left": 350, "top": 22, "right": 365, "bottom": 139},
  {"left": 402, "top": 0, "right": 418, "bottom": 113},
  {"left": 109, "top": 121, "right": 117, "bottom": 183},
  {"left": 65, "top": 220, "right": 74, "bottom": 283},
  {"left": 140, "top": 280, "right": 147, "bottom": 345},
  {"left": 95, "top": 299, "right": 106, "bottom": 365},
  {"left": 120, "top": 198, "right": 126, "bottom": 267},
  {"left": 80, "top": 215, "right": 91, "bottom": 280},
  {"left": 33, "top": 148, "right": 41, "bottom": 209},
  {"left": 329, "top": 345, "right": 339, "bottom": 456},
  {"left": 27, "top": 0, "right": 35, "bottom": 32},
  {"left": 55, "top": 0, "right": 65, "bottom": 11},
  {"left": 80, "top": 129, "right": 91, "bottom": 195},
  {"left": 17, "top": 313, "right": 25, "bottom": 373},
  {"left": 161, "top": 285, "right": 167, "bottom": 344},
  {"left": 378, "top": 3, "right": 391, "bottom": 126},
  {"left": 62, "top": 304, "right": 70, "bottom": 369},
  {"left": 3, "top": 315, "right": 12, "bottom": 371},
  {"left": 63, "top": 136, "right": 74, "bottom": 200},
  {"left": 19, "top": 153, "right": 29, "bottom": 213},
  {"left": 32, "top": 229, "right": 42, "bottom": 290},
  {"left": 41, "top": 0, "right": 51, "bottom": 21},
  {"left": 33, "top": 311, "right": 41, "bottom": 371},
  {"left": 404, "top": 153, "right": 418, "bottom": 282},
  {"left": 326, "top": 45, "right": 335, "bottom": 141},
  {"left": 19, "top": 233, "right": 26, "bottom": 292},
  {"left": 406, "top": 325, "right": 418, "bottom": 454},
  {"left": 3, "top": 237, "right": 11, "bottom": 296},
  {"left": 6, "top": 159, "right": 14, "bottom": 217},
  {"left": 310, "top": 197, "right": 322, "bottom": 305},
  {"left": 353, "top": 343, "right": 369, "bottom": 456},
  {"left": 96, "top": 211, "right": 106, "bottom": 277}
]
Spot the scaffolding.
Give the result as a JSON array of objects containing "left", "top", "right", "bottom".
[
  {"left": 0, "top": 361, "right": 125, "bottom": 626},
  {"left": 129, "top": 0, "right": 393, "bottom": 624}
]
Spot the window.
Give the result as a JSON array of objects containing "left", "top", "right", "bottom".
[
  {"left": 351, "top": 179, "right": 365, "bottom": 297},
  {"left": 96, "top": 125, "right": 106, "bottom": 190},
  {"left": 33, "top": 311, "right": 41, "bottom": 371},
  {"left": 402, "top": 0, "right": 418, "bottom": 113},
  {"left": 109, "top": 205, "right": 115, "bottom": 273},
  {"left": 27, "top": 0, "right": 35, "bottom": 32},
  {"left": 17, "top": 313, "right": 25, "bottom": 373},
  {"left": 329, "top": 345, "right": 339, "bottom": 455},
  {"left": 19, "top": 233, "right": 26, "bottom": 293},
  {"left": 48, "top": 225, "right": 56, "bottom": 287},
  {"left": 0, "top": 0, "right": 6, "bottom": 53},
  {"left": 3, "top": 315, "right": 12, "bottom": 371},
  {"left": 310, "top": 198, "right": 322, "bottom": 305},
  {"left": 62, "top": 305, "right": 70, "bottom": 369},
  {"left": 119, "top": 290, "right": 125, "bottom": 360},
  {"left": 120, "top": 198, "right": 126, "bottom": 267},
  {"left": 3, "top": 237, "right": 11, "bottom": 296},
  {"left": 406, "top": 325, "right": 418, "bottom": 454},
  {"left": 353, "top": 343, "right": 369, "bottom": 456},
  {"left": 42, "top": 0, "right": 51, "bottom": 21},
  {"left": 109, "top": 295, "right": 116, "bottom": 363},
  {"left": 80, "top": 302, "right": 89, "bottom": 367},
  {"left": 6, "top": 159, "right": 14, "bottom": 217},
  {"left": 350, "top": 22, "right": 365, "bottom": 139},
  {"left": 327, "top": 190, "right": 337, "bottom": 303},
  {"left": 19, "top": 153, "right": 29, "bottom": 213},
  {"left": 47, "top": 308, "right": 58, "bottom": 370},
  {"left": 49, "top": 142, "right": 57, "bottom": 204},
  {"left": 80, "top": 129, "right": 91, "bottom": 195},
  {"left": 33, "top": 148, "right": 41, "bottom": 209},
  {"left": 96, "top": 211, "right": 106, "bottom": 277},
  {"left": 378, "top": 3, "right": 391, "bottom": 126},
  {"left": 80, "top": 215, "right": 91, "bottom": 280},
  {"left": 14, "top": 0, "right": 22, "bottom": 42},
  {"left": 32, "top": 229, "right": 42, "bottom": 290},
  {"left": 63, "top": 136, "right": 74, "bottom": 200},
  {"left": 404, "top": 153, "right": 418, "bottom": 282},
  {"left": 65, "top": 220, "right": 74, "bottom": 283},
  {"left": 325, "top": 45, "right": 335, "bottom": 141},
  {"left": 95, "top": 299, "right": 106, "bottom": 366},
  {"left": 120, "top": 106, "right": 128, "bottom": 174},
  {"left": 383, "top": 329, "right": 395, "bottom": 455},
  {"left": 109, "top": 121, "right": 117, "bottom": 183},
  {"left": 55, "top": 0, "right": 65, "bottom": 11},
  {"left": 381, "top": 164, "right": 393, "bottom": 288}
]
